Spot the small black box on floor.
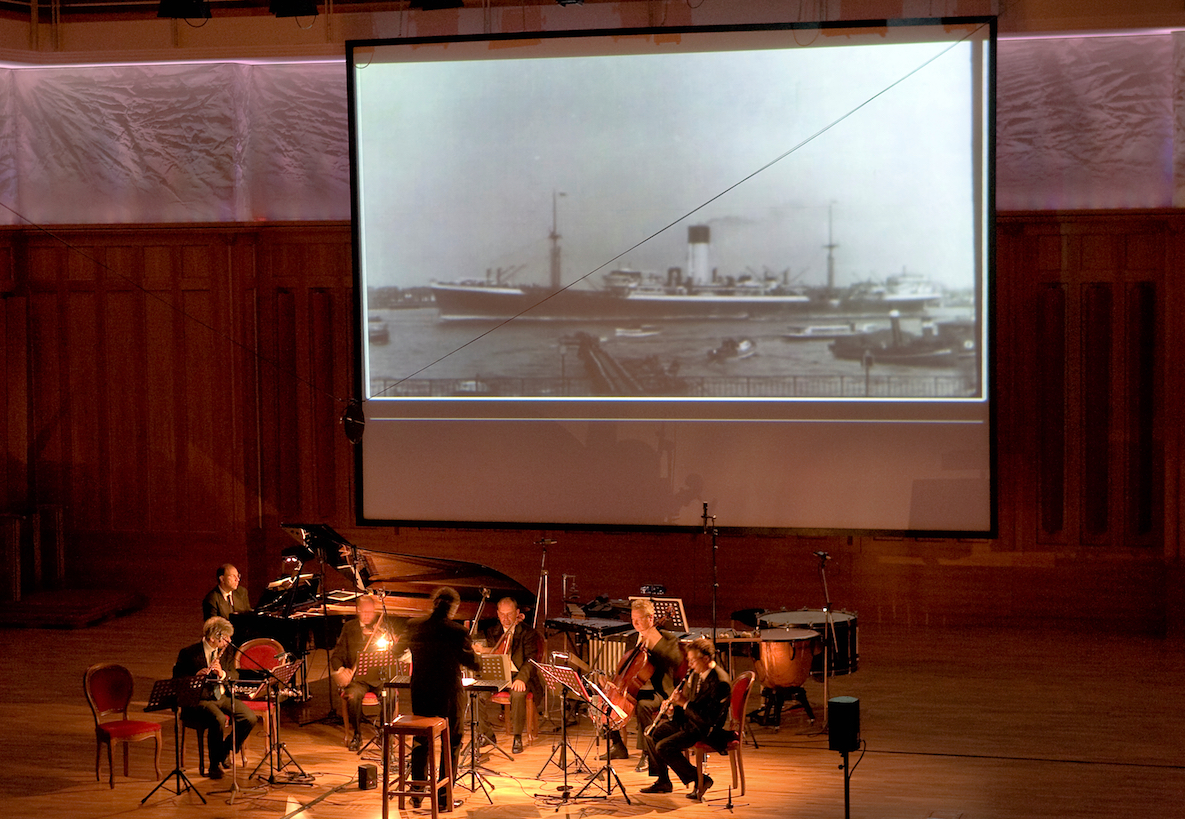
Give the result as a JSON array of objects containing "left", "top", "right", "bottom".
[
  {"left": 358, "top": 763, "right": 378, "bottom": 790},
  {"left": 828, "top": 696, "right": 860, "bottom": 752}
]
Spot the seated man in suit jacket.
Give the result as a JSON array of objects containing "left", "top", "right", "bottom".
[
  {"left": 475, "top": 597, "right": 545, "bottom": 754},
  {"left": 172, "top": 616, "right": 259, "bottom": 779},
  {"left": 201, "top": 563, "right": 252, "bottom": 621},
  {"left": 640, "top": 636, "right": 731, "bottom": 801}
]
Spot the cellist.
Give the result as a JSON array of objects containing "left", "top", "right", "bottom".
[{"left": 602, "top": 598, "right": 684, "bottom": 762}]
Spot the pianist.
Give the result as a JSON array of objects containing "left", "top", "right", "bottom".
[
  {"left": 329, "top": 594, "right": 394, "bottom": 752},
  {"left": 172, "top": 616, "right": 259, "bottom": 779},
  {"left": 201, "top": 563, "right": 252, "bottom": 621}
]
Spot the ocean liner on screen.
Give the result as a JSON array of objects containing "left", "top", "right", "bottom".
[{"left": 430, "top": 225, "right": 941, "bottom": 321}]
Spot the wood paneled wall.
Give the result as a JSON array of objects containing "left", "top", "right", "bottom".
[{"left": 1, "top": 213, "right": 1181, "bottom": 633}]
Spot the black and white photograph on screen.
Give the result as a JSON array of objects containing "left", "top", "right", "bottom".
[{"left": 355, "top": 27, "right": 989, "bottom": 402}]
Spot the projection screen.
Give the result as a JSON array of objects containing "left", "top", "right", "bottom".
[{"left": 349, "top": 18, "right": 996, "bottom": 535}]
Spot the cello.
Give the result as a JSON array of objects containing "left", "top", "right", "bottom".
[
  {"left": 594, "top": 614, "right": 686, "bottom": 731},
  {"left": 594, "top": 640, "right": 654, "bottom": 731}
]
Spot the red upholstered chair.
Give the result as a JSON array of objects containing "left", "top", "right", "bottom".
[
  {"left": 83, "top": 663, "right": 163, "bottom": 788},
  {"left": 488, "top": 635, "right": 542, "bottom": 749},
  {"left": 234, "top": 637, "right": 283, "bottom": 756},
  {"left": 693, "top": 671, "right": 755, "bottom": 797}
]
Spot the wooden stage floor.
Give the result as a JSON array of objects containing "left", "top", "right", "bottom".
[{"left": 2, "top": 602, "right": 1183, "bottom": 819}]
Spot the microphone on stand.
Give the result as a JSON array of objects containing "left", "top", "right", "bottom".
[{"left": 814, "top": 551, "right": 831, "bottom": 561}]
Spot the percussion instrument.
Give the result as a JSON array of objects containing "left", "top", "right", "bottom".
[
  {"left": 753, "top": 628, "right": 819, "bottom": 690},
  {"left": 758, "top": 609, "right": 859, "bottom": 677}
]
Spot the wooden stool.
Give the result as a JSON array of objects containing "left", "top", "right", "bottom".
[{"left": 381, "top": 715, "right": 453, "bottom": 819}]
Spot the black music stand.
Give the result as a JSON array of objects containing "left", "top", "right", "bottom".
[
  {"left": 247, "top": 658, "right": 307, "bottom": 783},
  {"left": 629, "top": 595, "right": 689, "bottom": 632},
  {"left": 141, "top": 676, "right": 207, "bottom": 805},
  {"left": 575, "top": 676, "right": 630, "bottom": 804},
  {"left": 456, "top": 654, "right": 514, "bottom": 803},
  {"left": 350, "top": 644, "right": 395, "bottom": 755},
  {"left": 530, "top": 661, "right": 592, "bottom": 803}
]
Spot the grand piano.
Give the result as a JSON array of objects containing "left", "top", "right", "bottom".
[{"left": 231, "top": 523, "right": 535, "bottom": 660}]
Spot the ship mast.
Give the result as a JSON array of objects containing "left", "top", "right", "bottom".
[
  {"left": 825, "top": 201, "right": 838, "bottom": 295},
  {"left": 549, "top": 190, "right": 565, "bottom": 291}
]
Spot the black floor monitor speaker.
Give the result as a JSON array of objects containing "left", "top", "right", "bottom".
[
  {"left": 829, "top": 696, "right": 860, "bottom": 752},
  {"left": 358, "top": 763, "right": 377, "bottom": 789}
]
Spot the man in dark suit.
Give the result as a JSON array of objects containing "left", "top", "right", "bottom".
[
  {"left": 475, "top": 596, "right": 544, "bottom": 753},
  {"left": 201, "top": 564, "right": 252, "bottom": 621},
  {"left": 172, "top": 616, "right": 259, "bottom": 779},
  {"left": 604, "top": 597, "right": 684, "bottom": 761},
  {"left": 329, "top": 594, "right": 395, "bottom": 751},
  {"left": 401, "top": 586, "right": 479, "bottom": 811},
  {"left": 640, "top": 636, "right": 731, "bottom": 801}
]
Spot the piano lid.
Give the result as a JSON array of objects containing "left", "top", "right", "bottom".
[{"left": 280, "top": 522, "right": 533, "bottom": 620}]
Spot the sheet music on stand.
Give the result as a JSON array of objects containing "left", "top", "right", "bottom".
[
  {"left": 630, "top": 595, "right": 688, "bottom": 631},
  {"left": 145, "top": 676, "right": 206, "bottom": 712},
  {"left": 352, "top": 646, "right": 394, "bottom": 684},
  {"left": 531, "top": 660, "right": 588, "bottom": 701},
  {"left": 476, "top": 653, "right": 514, "bottom": 690}
]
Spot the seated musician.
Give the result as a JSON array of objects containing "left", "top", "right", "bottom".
[
  {"left": 603, "top": 597, "right": 683, "bottom": 761},
  {"left": 475, "top": 597, "right": 544, "bottom": 754},
  {"left": 173, "top": 616, "right": 259, "bottom": 779},
  {"left": 201, "top": 563, "right": 252, "bottom": 621},
  {"left": 640, "top": 636, "right": 731, "bottom": 800},
  {"left": 330, "top": 595, "right": 395, "bottom": 752}
]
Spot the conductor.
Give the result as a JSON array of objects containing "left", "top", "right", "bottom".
[{"left": 401, "top": 586, "right": 479, "bottom": 811}]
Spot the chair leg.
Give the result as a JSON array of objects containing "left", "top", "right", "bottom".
[
  {"left": 106, "top": 740, "right": 115, "bottom": 788},
  {"left": 734, "top": 748, "right": 745, "bottom": 796},
  {"left": 95, "top": 739, "right": 101, "bottom": 782},
  {"left": 154, "top": 734, "right": 162, "bottom": 778}
]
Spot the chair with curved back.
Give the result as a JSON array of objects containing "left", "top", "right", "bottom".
[
  {"left": 692, "top": 670, "right": 756, "bottom": 797},
  {"left": 84, "top": 663, "right": 163, "bottom": 788},
  {"left": 234, "top": 637, "right": 282, "bottom": 755}
]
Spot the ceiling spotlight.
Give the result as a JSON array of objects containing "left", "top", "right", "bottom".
[
  {"left": 270, "top": 0, "right": 318, "bottom": 16},
  {"left": 157, "top": 0, "right": 211, "bottom": 18},
  {"left": 556, "top": 0, "right": 583, "bottom": 5}
]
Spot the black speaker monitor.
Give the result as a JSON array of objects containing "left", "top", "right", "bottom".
[{"left": 829, "top": 696, "right": 860, "bottom": 752}]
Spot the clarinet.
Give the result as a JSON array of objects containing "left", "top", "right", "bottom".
[{"left": 644, "top": 671, "right": 694, "bottom": 738}]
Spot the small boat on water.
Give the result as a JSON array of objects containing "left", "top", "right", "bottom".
[
  {"left": 615, "top": 325, "right": 661, "bottom": 338},
  {"left": 368, "top": 314, "right": 390, "bottom": 344},
  {"left": 708, "top": 337, "right": 757, "bottom": 362},
  {"left": 829, "top": 315, "right": 975, "bottom": 367},
  {"left": 782, "top": 322, "right": 879, "bottom": 341}
]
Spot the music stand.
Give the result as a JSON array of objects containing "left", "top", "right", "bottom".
[
  {"left": 350, "top": 644, "right": 394, "bottom": 755},
  {"left": 575, "top": 676, "right": 631, "bottom": 804},
  {"left": 247, "top": 658, "right": 307, "bottom": 783},
  {"left": 629, "top": 595, "right": 689, "bottom": 632},
  {"left": 456, "top": 654, "right": 515, "bottom": 803},
  {"left": 141, "top": 676, "right": 207, "bottom": 805},
  {"left": 530, "top": 661, "right": 591, "bottom": 804}
]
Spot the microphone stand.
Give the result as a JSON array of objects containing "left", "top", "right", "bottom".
[
  {"left": 702, "top": 504, "right": 719, "bottom": 646},
  {"left": 209, "top": 643, "right": 242, "bottom": 804},
  {"left": 534, "top": 537, "right": 555, "bottom": 724},
  {"left": 814, "top": 551, "right": 837, "bottom": 726}
]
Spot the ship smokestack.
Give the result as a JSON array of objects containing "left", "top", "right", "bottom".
[{"left": 687, "top": 225, "right": 710, "bottom": 286}]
